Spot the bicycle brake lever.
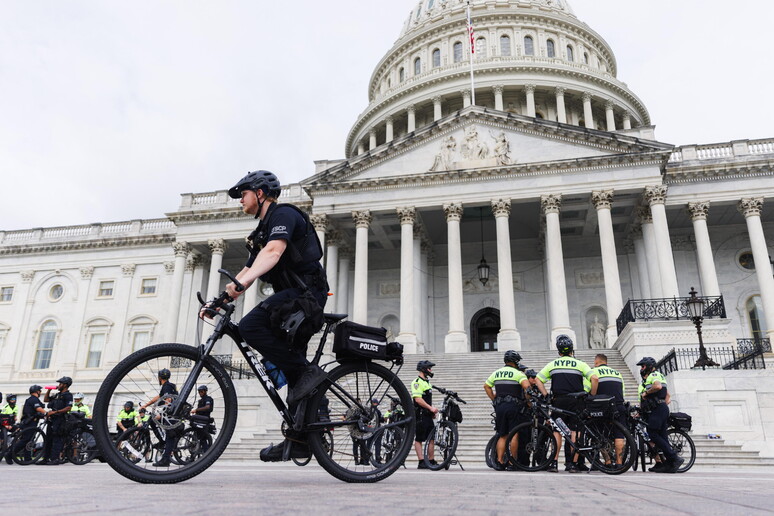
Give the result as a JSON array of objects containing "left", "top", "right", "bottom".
[{"left": 197, "top": 291, "right": 206, "bottom": 306}]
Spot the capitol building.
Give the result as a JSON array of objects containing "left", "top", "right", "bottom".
[{"left": 1, "top": 0, "right": 773, "bottom": 455}]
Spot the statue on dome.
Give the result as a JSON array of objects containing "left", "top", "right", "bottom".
[
  {"left": 429, "top": 135, "right": 457, "bottom": 172},
  {"left": 461, "top": 126, "right": 489, "bottom": 160},
  {"left": 491, "top": 131, "right": 511, "bottom": 165}
]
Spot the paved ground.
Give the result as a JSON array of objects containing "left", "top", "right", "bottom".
[{"left": 2, "top": 461, "right": 773, "bottom": 515}]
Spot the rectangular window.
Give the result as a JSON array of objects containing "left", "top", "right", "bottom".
[
  {"left": 98, "top": 280, "right": 114, "bottom": 298},
  {"left": 132, "top": 331, "right": 150, "bottom": 351},
  {"left": 140, "top": 278, "right": 157, "bottom": 296},
  {"left": 34, "top": 332, "right": 55, "bottom": 369},
  {"left": 86, "top": 333, "right": 105, "bottom": 368},
  {"left": 0, "top": 286, "right": 13, "bottom": 302}
]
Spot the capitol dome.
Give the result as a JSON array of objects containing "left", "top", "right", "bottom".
[{"left": 346, "top": 0, "right": 650, "bottom": 158}]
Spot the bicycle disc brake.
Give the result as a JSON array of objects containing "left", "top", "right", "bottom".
[
  {"left": 152, "top": 394, "right": 188, "bottom": 431},
  {"left": 344, "top": 406, "right": 378, "bottom": 440}
]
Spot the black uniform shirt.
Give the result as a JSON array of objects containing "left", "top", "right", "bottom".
[
  {"left": 197, "top": 395, "right": 214, "bottom": 417},
  {"left": 23, "top": 396, "right": 44, "bottom": 421},
  {"left": 48, "top": 391, "right": 73, "bottom": 418},
  {"left": 159, "top": 382, "right": 178, "bottom": 404}
]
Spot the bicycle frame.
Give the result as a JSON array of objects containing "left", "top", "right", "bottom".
[{"left": 530, "top": 399, "right": 609, "bottom": 457}]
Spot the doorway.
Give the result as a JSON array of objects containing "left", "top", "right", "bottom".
[{"left": 470, "top": 307, "right": 501, "bottom": 352}]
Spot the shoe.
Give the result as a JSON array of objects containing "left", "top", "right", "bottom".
[
  {"left": 547, "top": 460, "right": 558, "bottom": 473},
  {"left": 567, "top": 463, "right": 580, "bottom": 473},
  {"left": 286, "top": 366, "right": 327, "bottom": 405},
  {"left": 648, "top": 462, "right": 667, "bottom": 472},
  {"left": 152, "top": 457, "right": 171, "bottom": 467},
  {"left": 575, "top": 462, "right": 589, "bottom": 472},
  {"left": 259, "top": 439, "right": 310, "bottom": 462},
  {"left": 429, "top": 459, "right": 438, "bottom": 466},
  {"left": 417, "top": 461, "right": 429, "bottom": 469},
  {"left": 493, "top": 461, "right": 506, "bottom": 471},
  {"left": 668, "top": 457, "right": 685, "bottom": 473}
]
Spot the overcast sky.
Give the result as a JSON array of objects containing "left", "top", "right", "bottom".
[{"left": 1, "top": 0, "right": 772, "bottom": 232}]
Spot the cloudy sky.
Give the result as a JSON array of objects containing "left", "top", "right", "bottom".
[{"left": 1, "top": 0, "right": 772, "bottom": 231}]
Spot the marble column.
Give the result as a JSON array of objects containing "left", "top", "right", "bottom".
[
  {"left": 592, "top": 190, "right": 623, "bottom": 346},
  {"left": 369, "top": 129, "right": 377, "bottom": 150},
  {"left": 630, "top": 225, "right": 652, "bottom": 299},
  {"left": 206, "top": 239, "right": 227, "bottom": 300},
  {"left": 397, "top": 207, "right": 417, "bottom": 353},
  {"left": 413, "top": 227, "right": 424, "bottom": 352},
  {"left": 420, "top": 242, "right": 432, "bottom": 349},
  {"left": 433, "top": 96, "right": 442, "bottom": 121},
  {"left": 385, "top": 116, "right": 394, "bottom": 143},
  {"left": 605, "top": 101, "right": 616, "bottom": 131},
  {"left": 351, "top": 211, "right": 372, "bottom": 324},
  {"left": 688, "top": 202, "right": 721, "bottom": 297},
  {"left": 622, "top": 112, "right": 632, "bottom": 130},
  {"left": 462, "top": 89, "right": 471, "bottom": 108},
  {"left": 525, "top": 84, "right": 536, "bottom": 117},
  {"left": 311, "top": 214, "right": 328, "bottom": 265},
  {"left": 357, "top": 142, "right": 365, "bottom": 155},
  {"left": 493, "top": 85, "right": 504, "bottom": 111},
  {"left": 166, "top": 241, "right": 190, "bottom": 341},
  {"left": 443, "top": 202, "right": 468, "bottom": 352},
  {"left": 407, "top": 105, "right": 416, "bottom": 133},
  {"left": 638, "top": 206, "right": 662, "bottom": 298},
  {"left": 582, "top": 92, "right": 594, "bottom": 129},
  {"left": 336, "top": 249, "right": 352, "bottom": 315},
  {"left": 325, "top": 231, "right": 340, "bottom": 312},
  {"left": 738, "top": 198, "right": 774, "bottom": 339},
  {"left": 555, "top": 86, "right": 567, "bottom": 124},
  {"left": 645, "top": 186, "right": 680, "bottom": 298},
  {"left": 492, "top": 199, "right": 521, "bottom": 349},
  {"left": 541, "top": 195, "right": 576, "bottom": 344},
  {"left": 105, "top": 264, "right": 135, "bottom": 365}
]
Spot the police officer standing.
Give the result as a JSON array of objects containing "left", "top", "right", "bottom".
[
  {"left": 535, "top": 335, "right": 596, "bottom": 473},
  {"left": 2, "top": 393, "right": 19, "bottom": 423},
  {"left": 483, "top": 350, "right": 530, "bottom": 471},
  {"left": 41, "top": 376, "right": 73, "bottom": 465},
  {"left": 590, "top": 353, "right": 626, "bottom": 469},
  {"left": 70, "top": 393, "right": 91, "bottom": 418},
  {"left": 412, "top": 360, "right": 438, "bottom": 469},
  {"left": 637, "top": 357, "right": 683, "bottom": 473},
  {"left": 140, "top": 368, "right": 179, "bottom": 467},
  {"left": 191, "top": 385, "right": 214, "bottom": 453},
  {"left": 16, "top": 385, "right": 49, "bottom": 463}
]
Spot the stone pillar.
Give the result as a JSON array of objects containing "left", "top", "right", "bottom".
[
  {"left": 645, "top": 185, "right": 680, "bottom": 298},
  {"left": 525, "top": 84, "right": 536, "bottom": 117},
  {"left": 310, "top": 214, "right": 328, "bottom": 265},
  {"left": 493, "top": 85, "right": 504, "bottom": 112},
  {"left": 397, "top": 207, "right": 417, "bottom": 353},
  {"left": 555, "top": 86, "right": 567, "bottom": 124},
  {"left": 242, "top": 276, "right": 259, "bottom": 314},
  {"left": 325, "top": 231, "right": 340, "bottom": 312},
  {"left": 369, "top": 129, "right": 377, "bottom": 150},
  {"left": 433, "top": 96, "right": 442, "bottom": 121},
  {"left": 167, "top": 241, "right": 190, "bottom": 341},
  {"left": 638, "top": 206, "right": 662, "bottom": 298},
  {"left": 385, "top": 116, "right": 394, "bottom": 143},
  {"left": 443, "top": 202, "right": 468, "bottom": 352},
  {"left": 462, "top": 89, "right": 471, "bottom": 108},
  {"left": 413, "top": 228, "right": 424, "bottom": 353},
  {"left": 407, "top": 105, "right": 416, "bottom": 133},
  {"left": 357, "top": 142, "right": 365, "bottom": 155},
  {"left": 491, "top": 199, "right": 521, "bottom": 349},
  {"left": 688, "top": 202, "right": 721, "bottom": 297},
  {"left": 206, "top": 239, "right": 227, "bottom": 300},
  {"left": 605, "top": 100, "right": 616, "bottom": 131},
  {"left": 630, "top": 225, "right": 651, "bottom": 299},
  {"left": 106, "top": 264, "right": 136, "bottom": 365},
  {"left": 582, "top": 92, "right": 594, "bottom": 129},
  {"left": 592, "top": 190, "right": 623, "bottom": 346},
  {"left": 622, "top": 112, "right": 632, "bottom": 130},
  {"left": 420, "top": 242, "right": 432, "bottom": 349},
  {"left": 541, "top": 195, "right": 575, "bottom": 344},
  {"left": 336, "top": 249, "right": 352, "bottom": 315},
  {"left": 739, "top": 198, "right": 774, "bottom": 339},
  {"left": 351, "top": 211, "right": 372, "bottom": 324}
]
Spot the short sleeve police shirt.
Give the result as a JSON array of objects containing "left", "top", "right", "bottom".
[
  {"left": 197, "top": 395, "right": 214, "bottom": 416},
  {"left": 159, "top": 382, "right": 178, "bottom": 405},
  {"left": 23, "top": 396, "right": 44, "bottom": 420},
  {"left": 245, "top": 206, "right": 303, "bottom": 268},
  {"left": 48, "top": 391, "right": 74, "bottom": 416}
]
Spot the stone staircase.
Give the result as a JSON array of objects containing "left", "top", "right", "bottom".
[{"left": 220, "top": 350, "right": 774, "bottom": 467}]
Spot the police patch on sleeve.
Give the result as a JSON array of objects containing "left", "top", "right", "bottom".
[{"left": 270, "top": 225, "right": 289, "bottom": 236}]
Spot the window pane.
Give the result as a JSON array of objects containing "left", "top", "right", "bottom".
[
  {"left": 414, "top": 58, "right": 421, "bottom": 75},
  {"left": 0, "top": 287, "right": 12, "bottom": 302},
  {"left": 99, "top": 281, "right": 114, "bottom": 297},
  {"left": 524, "top": 36, "right": 534, "bottom": 56},
  {"left": 87, "top": 333, "right": 105, "bottom": 368},
  {"left": 133, "top": 331, "right": 150, "bottom": 351},
  {"left": 747, "top": 296, "right": 768, "bottom": 340},
  {"left": 34, "top": 322, "right": 56, "bottom": 369},
  {"left": 453, "top": 42, "right": 462, "bottom": 63},
  {"left": 547, "top": 40, "right": 555, "bottom": 58},
  {"left": 500, "top": 35, "right": 511, "bottom": 56},
  {"left": 141, "top": 278, "right": 157, "bottom": 295},
  {"left": 567, "top": 45, "right": 574, "bottom": 61},
  {"left": 432, "top": 48, "right": 441, "bottom": 67},
  {"left": 50, "top": 284, "right": 63, "bottom": 300},
  {"left": 399, "top": 67, "right": 405, "bottom": 82},
  {"left": 475, "top": 38, "right": 487, "bottom": 58}
]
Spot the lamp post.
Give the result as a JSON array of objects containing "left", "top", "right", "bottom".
[{"left": 685, "top": 286, "right": 719, "bottom": 369}]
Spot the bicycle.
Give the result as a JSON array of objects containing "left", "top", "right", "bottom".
[
  {"left": 368, "top": 394, "right": 407, "bottom": 468},
  {"left": 505, "top": 391, "right": 636, "bottom": 474},
  {"left": 62, "top": 413, "right": 99, "bottom": 465},
  {"left": 422, "top": 386, "right": 465, "bottom": 471},
  {"left": 8, "top": 419, "right": 47, "bottom": 465},
  {"left": 485, "top": 411, "right": 498, "bottom": 469},
  {"left": 93, "top": 268, "right": 415, "bottom": 484},
  {"left": 627, "top": 404, "right": 695, "bottom": 473}
]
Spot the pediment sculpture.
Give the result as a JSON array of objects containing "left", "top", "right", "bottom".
[{"left": 429, "top": 127, "right": 512, "bottom": 172}]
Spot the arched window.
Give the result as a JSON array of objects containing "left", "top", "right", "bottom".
[
  {"left": 584, "top": 52, "right": 589, "bottom": 64},
  {"left": 34, "top": 320, "right": 57, "bottom": 369},
  {"left": 500, "top": 35, "right": 511, "bottom": 56},
  {"left": 475, "top": 37, "right": 487, "bottom": 58},
  {"left": 566, "top": 45, "right": 574, "bottom": 62},
  {"left": 414, "top": 57, "right": 421, "bottom": 76},
  {"left": 432, "top": 48, "right": 441, "bottom": 68},
  {"left": 524, "top": 36, "right": 534, "bottom": 56},
  {"left": 427, "top": 0, "right": 435, "bottom": 9},
  {"left": 453, "top": 41, "right": 463, "bottom": 63},
  {"left": 399, "top": 67, "right": 405, "bottom": 82},
  {"left": 546, "top": 39, "right": 555, "bottom": 58},
  {"left": 747, "top": 295, "right": 768, "bottom": 341}
]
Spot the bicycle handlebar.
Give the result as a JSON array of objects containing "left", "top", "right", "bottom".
[
  {"left": 197, "top": 270, "right": 245, "bottom": 318},
  {"left": 433, "top": 386, "right": 466, "bottom": 404}
]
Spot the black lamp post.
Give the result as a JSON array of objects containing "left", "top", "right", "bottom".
[
  {"left": 477, "top": 207, "right": 490, "bottom": 286},
  {"left": 685, "top": 286, "right": 719, "bottom": 369}
]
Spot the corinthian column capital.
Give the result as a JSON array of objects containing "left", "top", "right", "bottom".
[
  {"left": 738, "top": 197, "right": 764, "bottom": 218},
  {"left": 443, "top": 202, "right": 463, "bottom": 222},
  {"left": 591, "top": 190, "right": 614, "bottom": 210},
  {"left": 644, "top": 185, "right": 668, "bottom": 206},
  {"left": 397, "top": 206, "right": 416, "bottom": 225},
  {"left": 208, "top": 238, "right": 227, "bottom": 255},
  {"left": 352, "top": 210, "right": 372, "bottom": 228},
  {"left": 687, "top": 201, "right": 710, "bottom": 221},
  {"left": 491, "top": 198, "right": 512, "bottom": 218},
  {"left": 310, "top": 214, "right": 328, "bottom": 232},
  {"left": 173, "top": 241, "right": 191, "bottom": 258},
  {"left": 540, "top": 194, "right": 562, "bottom": 214}
]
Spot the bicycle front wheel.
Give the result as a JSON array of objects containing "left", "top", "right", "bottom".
[
  {"left": 505, "top": 422, "right": 556, "bottom": 472},
  {"left": 668, "top": 428, "right": 696, "bottom": 473},
  {"left": 306, "top": 360, "right": 415, "bottom": 483},
  {"left": 485, "top": 434, "right": 498, "bottom": 469},
  {"left": 424, "top": 421, "right": 458, "bottom": 470},
  {"left": 93, "top": 343, "right": 238, "bottom": 484},
  {"left": 11, "top": 427, "right": 45, "bottom": 465},
  {"left": 585, "top": 419, "right": 636, "bottom": 475},
  {"left": 69, "top": 431, "right": 98, "bottom": 465}
]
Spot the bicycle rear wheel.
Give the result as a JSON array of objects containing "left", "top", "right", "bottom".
[
  {"left": 306, "top": 360, "right": 415, "bottom": 483},
  {"left": 424, "top": 421, "right": 458, "bottom": 470},
  {"left": 68, "top": 431, "right": 98, "bottom": 465},
  {"left": 485, "top": 434, "right": 498, "bottom": 469},
  {"left": 584, "top": 419, "right": 636, "bottom": 474},
  {"left": 116, "top": 427, "right": 154, "bottom": 464},
  {"left": 93, "top": 343, "right": 237, "bottom": 483},
  {"left": 505, "top": 422, "right": 556, "bottom": 472},
  {"left": 668, "top": 428, "right": 696, "bottom": 473},
  {"left": 11, "top": 427, "right": 45, "bottom": 465}
]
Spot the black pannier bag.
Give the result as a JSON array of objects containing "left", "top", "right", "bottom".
[
  {"left": 669, "top": 411, "right": 692, "bottom": 431},
  {"left": 585, "top": 395, "right": 617, "bottom": 419},
  {"left": 333, "top": 321, "right": 403, "bottom": 361},
  {"left": 447, "top": 401, "right": 463, "bottom": 423}
]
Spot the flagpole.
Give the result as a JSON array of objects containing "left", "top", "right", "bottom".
[{"left": 466, "top": 0, "right": 476, "bottom": 106}]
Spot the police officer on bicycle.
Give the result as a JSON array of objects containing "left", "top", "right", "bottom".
[
  {"left": 637, "top": 357, "right": 683, "bottom": 473},
  {"left": 41, "top": 376, "right": 73, "bottom": 465},
  {"left": 590, "top": 353, "right": 626, "bottom": 469},
  {"left": 535, "top": 335, "right": 596, "bottom": 473},
  {"left": 483, "top": 350, "right": 530, "bottom": 471},
  {"left": 412, "top": 360, "right": 438, "bottom": 469}
]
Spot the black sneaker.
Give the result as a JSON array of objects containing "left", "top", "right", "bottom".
[
  {"left": 567, "top": 463, "right": 580, "bottom": 473},
  {"left": 547, "top": 460, "right": 558, "bottom": 473},
  {"left": 668, "top": 457, "right": 685, "bottom": 473},
  {"left": 649, "top": 462, "right": 667, "bottom": 473},
  {"left": 286, "top": 366, "right": 327, "bottom": 405},
  {"left": 493, "top": 461, "right": 506, "bottom": 471},
  {"left": 575, "top": 462, "right": 589, "bottom": 472},
  {"left": 259, "top": 439, "right": 310, "bottom": 462},
  {"left": 417, "top": 461, "right": 429, "bottom": 469},
  {"left": 152, "top": 457, "right": 171, "bottom": 467}
]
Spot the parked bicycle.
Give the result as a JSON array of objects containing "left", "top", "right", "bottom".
[
  {"left": 505, "top": 391, "right": 636, "bottom": 474},
  {"left": 368, "top": 394, "right": 407, "bottom": 468},
  {"left": 8, "top": 419, "right": 47, "bottom": 465},
  {"left": 423, "top": 386, "right": 465, "bottom": 471},
  {"left": 93, "top": 269, "right": 415, "bottom": 484},
  {"left": 627, "top": 404, "right": 695, "bottom": 473}
]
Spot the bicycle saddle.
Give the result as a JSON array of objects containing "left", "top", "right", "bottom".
[{"left": 323, "top": 313, "right": 348, "bottom": 323}]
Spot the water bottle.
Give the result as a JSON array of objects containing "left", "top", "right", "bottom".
[
  {"left": 555, "top": 417, "right": 571, "bottom": 438},
  {"left": 261, "top": 358, "right": 287, "bottom": 389}
]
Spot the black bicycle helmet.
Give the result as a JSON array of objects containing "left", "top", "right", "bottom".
[
  {"left": 6, "top": 393, "right": 16, "bottom": 402},
  {"left": 503, "top": 350, "right": 522, "bottom": 365},
  {"left": 56, "top": 376, "right": 73, "bottom": 387},
  {"left": 158, "top": 368, "right": 171, "bottom": 380},
  {"left": 228, "top": 170, "right": 281, "bottom": 199},
  {"left": 556, "top": 334, "right": 574, "bottom": 356},
  {"left": 517, "top": 364, "right": 528, "bottom": 372},
  {"left": 416, "top": 360, "right": 435, "bottom": 377},
  {"left": 637, "top": 357, "right": 657, "bottom": 376},
  {"left": 197, "top": 385, "right": 208, "bottom": 392},
  {"left": 124, "top": 401, "right": 134, "bottom": 410},
  {"left": 29, "top": 384, "right": 43, "bottom": 394},
  {"left": 525, "top": 369, "right": 537, "bottom": 378}
]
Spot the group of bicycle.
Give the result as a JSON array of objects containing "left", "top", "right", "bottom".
[
  {"left": 0, "top": 378, "right": 98, "bottom": 466},
  {"left": 478, "top": 336, "right": 694, "bottom": 474}
]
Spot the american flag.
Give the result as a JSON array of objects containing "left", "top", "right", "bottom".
[{"left": 467, "top": 11, "right": 475, "bottom": 54}]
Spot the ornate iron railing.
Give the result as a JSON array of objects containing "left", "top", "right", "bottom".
[
  {"left": 616, "top": 295, "right": 726, "bottom": 335},
  {"left": 169, "top": 355, "right": 255, "bottom": 380},
  {"left": 655, "top": 340, "right": 767, "bottom": 376},
  {"left": 736, "top": 338, "right": 772, "bottom": 355}
]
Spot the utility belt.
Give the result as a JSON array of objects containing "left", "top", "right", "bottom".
[
  {"left": 641, "top": 397, "right": 666, "bottom": 412},
  {"left": 493, "top": 395, "right": 523, "bottom": 407}
]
